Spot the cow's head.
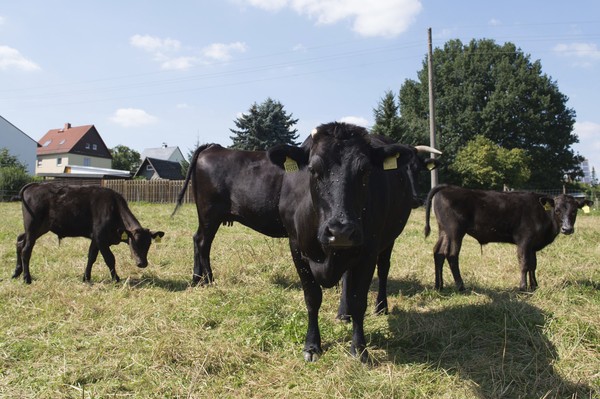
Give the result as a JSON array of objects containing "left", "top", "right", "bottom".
[
  {"left": 539, "top": 195, "right": 593, "bottom": 235},
  {"left": 123, "top": 228, "right": 165, "bottom": 267},
  {"left": 269, "top": 122, "right": 414, "bottom": 250},
  {"left": 407, "top": 155, "right": 440, "bottom": 208}
]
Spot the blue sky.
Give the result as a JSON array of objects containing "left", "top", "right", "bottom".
[{"left": 1, "top": 1, "right": 599, "bottom": 175}]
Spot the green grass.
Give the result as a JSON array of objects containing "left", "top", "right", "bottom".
[{"left": 1, "top": 202, "right": 599, "bottom": 398}]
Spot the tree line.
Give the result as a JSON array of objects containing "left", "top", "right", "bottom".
[{"left": 3, "top": 38, "right": 594, "bottom": 194}]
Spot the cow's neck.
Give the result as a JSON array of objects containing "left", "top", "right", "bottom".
[{"left": 118, "top": 202, "right": 143, "bottom": 231}]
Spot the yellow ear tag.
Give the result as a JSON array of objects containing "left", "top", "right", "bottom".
[
  {"left": 284, "top": 157, "right": 298, "bottom": 173},
  {"left": 121, "top": 232, "right": 128, "bottom": 240},
  {"left": 582, "top": 205, "right": 590, "bottom": 214},
  {"left": 426, "top": 161, "right": 436, "bottom": 171},
  {"left": 154, "top": 236, "right": 162, "bottom": 243},
  {"left": 383, "top": 154, "right": 399, "bottom": 170},
  {"left": 543, "top": 203, "right": 553, "bottom": 211}
]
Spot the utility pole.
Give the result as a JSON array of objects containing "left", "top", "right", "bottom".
[{"left": 427, "top": 27, "right": 439, "bottom": 188}]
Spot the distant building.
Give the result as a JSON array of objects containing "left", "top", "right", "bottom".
[
  {"left": 580, "top": 159, "right": 592, "bottom": 184},
  {"left": 140, "top": 143, "right": 184, "bottom": 164},
  {"left": 36, "top": 123, "right": 114, "bottom": 176},
  {"left": 0, "top": 115, "right": 39, "bottom": 174},
  {"left": 134, "top": 157, "right": 185, "bottom": 180}
]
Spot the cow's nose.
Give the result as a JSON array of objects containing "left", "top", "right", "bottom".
[
  {"left": 322, "top": 221, "right": 363, "bottom": 248},
  {"left": 137, "top": 261, "right": 148, "bottom": 268},
  {"left": 561, "top": 226, "right": 574, "bottom": 235}
]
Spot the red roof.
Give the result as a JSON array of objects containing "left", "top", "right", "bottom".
[{"left": 37, "top": 124, "right": 97, "bottom": 155}]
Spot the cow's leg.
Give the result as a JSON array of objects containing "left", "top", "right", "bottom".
[
  {"left": 12, "top": 233, "right": 25, "bottom": 279},
  {"left": 290, "top": 242, "right": 322, "bottom": 361},
  {"left": 517, "top": 246, "right": 537, "bottom": 291},
  {"left": 447, "top": 235, "right": 465, "bottom": 291},
  {"left": 192, "top": 221, "right": 219, "bottom": 285},
  {"left": 20, "top": 234, "right": 37, "bottom": 284},
  {"left": 84, "top": 241, "right": 100, "bottom": 282},
  {"left": 374, "top": 244, "right": 393, "bottom": 315},
  {"left": 99, "top": 245, "right": 120, "bottom": 282},
  {"left": 346, "top": 257, "right": 377, "bottom": 363},
  {"left": 336, "top": 271, "right": 351, "bottom": 322},
  {"left": 433, "top": 234, "right": 447, "bottom": 290}
]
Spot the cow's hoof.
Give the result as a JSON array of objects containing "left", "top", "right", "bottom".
[
  {"left": 303, "top": 350, "right": 321, "bottom": 362},
  {"left": 457, "top": 284, "right": 466, "bottom": 292},
  {"left": 351, "top": 346, "right": 369, "bottom": 364},
  {"left": 374, "top": 303, "right": 388, "bottom": 316},
  {"left": 336, "top": 314, "right": 351, "bottom": 323},
  {"left": 24, "top": 277, "right": 32, "bottom": 285}
]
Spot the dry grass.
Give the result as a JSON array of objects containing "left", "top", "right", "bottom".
[{"left": 0, "top": 202, "right": 598, "bottom": 398}]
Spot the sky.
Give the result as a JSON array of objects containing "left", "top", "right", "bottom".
[{"left": 1, "top": 1, "right": 599, "bottom": 177}]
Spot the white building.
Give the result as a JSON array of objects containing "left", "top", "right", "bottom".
[{"left": 0, "top": 115, "right": 38, "bottom": 174}]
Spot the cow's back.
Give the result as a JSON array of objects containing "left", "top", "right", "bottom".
[
  {"left": 21, "top": 184, "right": 120, "bottom": 239},
  {"left": 193, "top": 145, "right": 287, "bottom": 236}
]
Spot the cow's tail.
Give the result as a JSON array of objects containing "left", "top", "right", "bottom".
[
  {"left": 424, "top": 184, "right": 448, "bottom": 238},
  {"left": 17, "top": 182, "right": 37, "bottom": 217},
  {"left": 171, "top": 144, "right": 213, "bottom": 217}
]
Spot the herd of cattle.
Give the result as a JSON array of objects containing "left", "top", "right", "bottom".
[{"left": 11, "top": 122, "right": 593, "bottom": 363}]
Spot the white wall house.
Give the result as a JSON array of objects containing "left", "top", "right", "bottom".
[{"left": 0, "top": 115, "right": 38, "bottom": 174}]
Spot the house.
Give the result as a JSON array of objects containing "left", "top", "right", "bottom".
[
  {"left": 140, "top": 143, "right": 185, "bottom": 164},
  {"left": 134, "top": 157, "right": 185, "bottom": 180},
  {"left": 0, "top": 115, "right": 39, "bottom": 174},
  {"left": 36, "top": 123, "right": 113, "bottom": 176}
]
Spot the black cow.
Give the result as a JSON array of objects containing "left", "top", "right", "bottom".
[
  {"left": 13, "top": 183, "right": 164, "bottom": 284},
  {"left": 268, "top": 122, "right": 424, "bottom": 362},
  {"left": 172, "top": 136, "right": 439, "bottom": 318},
  {"left": 424, "top": 184, "right": 593, "bottom": 291}
]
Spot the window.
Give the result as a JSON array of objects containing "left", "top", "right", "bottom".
[
  {"left": 37, "top": 160, "right": 42, "bottom": 167},
  {"left": 56, "top": 157, "right": 62, "bottom": 166},
  {"left": 146, "top": 165, "right": 153, "bottom": 171},
  {"left": 92, "top": 144, "right": 97, "bottom": 150},
  {"left": 42, "top": 140, "right": 52, "bottom": 147},
  {"left": 83, "top": 157, "right": 91, "bottom": 166},
  {"left": 85, "top": 143, "right": 91, "bottom": 149}
]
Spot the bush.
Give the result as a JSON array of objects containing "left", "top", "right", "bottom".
[{"left": 0, "top": 166, "right": 32, "bottom": 201}]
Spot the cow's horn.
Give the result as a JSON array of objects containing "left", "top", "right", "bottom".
[
  {"left": 415, "top": 145, "right": 442, "bottom": 155},
  {"left": 311, "top": 128, "right": 318, "bottom": 137}
]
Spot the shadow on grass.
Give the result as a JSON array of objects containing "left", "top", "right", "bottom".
[
  {"left": 125, "top": 277, "right": 190, "bottom": 292},
  {"left": 372, "top": 287, "right": 594, "bottom": 398}
]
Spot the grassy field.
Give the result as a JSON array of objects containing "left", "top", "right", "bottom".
[{"left": 0, "top": 201, "right": 598, "bottom": 398}]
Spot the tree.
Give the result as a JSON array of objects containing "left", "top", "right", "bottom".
[
  {"left": 0, "top": 147, "right": 32, "bottom": 200},
  {"left": 371, "top": 90, "right": 407, "bottom": 142},
  {"left": 451, "top": 135, "right": 531, "bottom": 190},
  {"left": 230, "top": 98, "right": 299, "bottom": 150},
  {"left": 398, "top": 38, "right": 581, "bottom": 188},
  {"left": 181, "top": 136, "right": 201, "bottom": 177},
  {"left": 110, "top": 145, "right": 141, "bottom": 174}
]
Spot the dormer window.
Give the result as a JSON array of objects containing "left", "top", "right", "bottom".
[{"left": 42, "top": 140, "right": 52, "bottom": 147}]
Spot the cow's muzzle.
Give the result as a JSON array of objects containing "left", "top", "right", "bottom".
[
  {"left": 137, "top": 260, "right": 148, "bottom": 268},
  {"left": 321, "top": 220, "right": 363, "bottom": 248},
  {"left": 561, "top": 226, "right": 574, "bottom": 235}
]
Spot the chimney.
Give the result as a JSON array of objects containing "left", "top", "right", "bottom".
[
  {"left": 64, "top": 123, "right": 71, "bottom": 130},
  {"left": 162, "top": 142, "right": 168, "bottom": 148}
]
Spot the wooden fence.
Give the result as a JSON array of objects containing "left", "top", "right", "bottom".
[{"left": 102, "top": 180, "right": 193, "bottom": 203}]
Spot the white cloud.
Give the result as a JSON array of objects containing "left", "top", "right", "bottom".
[
  {"left": 160, "top": 56, "right": 197, "bottom": 71},
  {"left": 130, "top": 34, "right": 181, "bottom": 53},
  {"left": 554, "top": 42, "right": 600, "bottom": 67},
  {"left": 110, "top": 108, "right": 158, "bottom": 128},
  {"left": 0, "top": 15, "right": 5, "bottom": 25},
  {"left": 202, "top": 42, "right": 248, "bottom": 62},
  {"left": 242, "top": 0, "right": 422, "bottom": 37},
  {"left": 338, "top": 115, "right": 369, "bottom": 127},
  {"left": 0, "top": 45, "right": 41, "bottom": 72}
]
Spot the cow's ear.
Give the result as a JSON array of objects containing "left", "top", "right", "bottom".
[
  {"left": 151, "top": 231, "right": 165, "bottom": 242},
  {"left": 119, "top": 229, "right": 130, "bottom": 242},
  {"left": 370, "top": 144, "right": 414, "bottom": 169},
  {"left": 539, "top": 197, "right": 555, "bottom": 211},
  {"left": 268, "top": 144, "right": 309, "bottom": 171},
  {"left": 424, "top": 158, "right": 440, "bottom": 171},
  {"left": 578, "top": 199, "right": 594, "bottom": 208}
]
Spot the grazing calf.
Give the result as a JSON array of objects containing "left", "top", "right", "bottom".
[
  {"left": 13, "top": 183, "right": 164, "bottom": 284},
  {"left": 424, "top": 184, "right": 593, "bottom": 291}
]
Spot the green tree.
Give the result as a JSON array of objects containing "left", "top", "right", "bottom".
[
  {"left": 0, "top": 147, "right": 32, "bottom": 200},
  {"left": 230, "top": 98, "right": 299, "bottom": 150},
  {"left": 398, "top": 38, "right": 581, "bottom": 188},
  {"left": 371, "top": 90, "right": 407, "bottom": 142},
  {"left": 110, "top": 145, "right": 141, "bottom": 174},
  {"left": 452, "top": 135, "right": 531, "bottom": 190}
]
